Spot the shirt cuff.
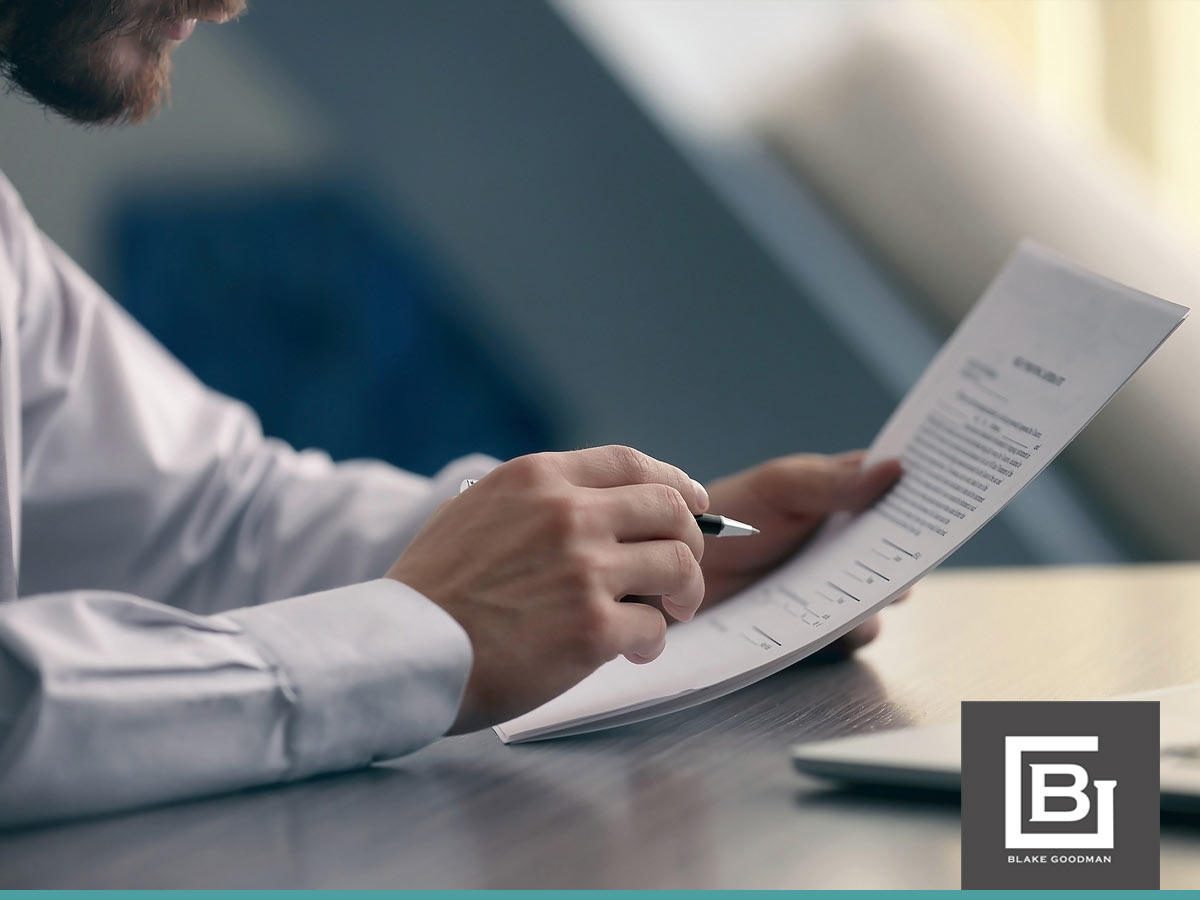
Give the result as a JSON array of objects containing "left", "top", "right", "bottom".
[{"left": 227, "top": 578, "right": 472, "bottom": 777}]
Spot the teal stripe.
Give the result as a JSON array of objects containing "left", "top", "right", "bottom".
[{"left": 0, "top": 891, "right": 1180, "bottom": 898}]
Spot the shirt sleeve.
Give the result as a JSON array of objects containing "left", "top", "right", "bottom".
[
  {"left": 0, "top": 174, "right": 493, "bottom": 826},
  {"left": 14, "top": 203, "right": 498, "bottom": 608},
  {"left": 0, "top": 578, "right": 472, "bottom": 827}
]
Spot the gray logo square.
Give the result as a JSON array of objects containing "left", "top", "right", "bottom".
[{"left": 961, "top": 700, "right": 1159, "bottom": 889}]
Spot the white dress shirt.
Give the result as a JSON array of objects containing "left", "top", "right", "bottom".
[{"left": 0, "top": 169, "right": 496, "bottom": 827}]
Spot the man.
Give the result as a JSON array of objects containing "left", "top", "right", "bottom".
[{"left": 0, "top": 0, "right": 901, "bottom": 826}]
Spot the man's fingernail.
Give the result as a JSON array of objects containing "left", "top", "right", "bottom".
[
  {"left": 663, "top": 594, "right": 696, "bottom": 622},
  {"left": 690, "top": 479, "right": 710, "bottom": 510}
]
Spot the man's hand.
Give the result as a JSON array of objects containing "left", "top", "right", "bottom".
[
  {"left": 699, "top": 451, "right": 904, "bottom": 651},
  {"left": 386, "top": 446, "right": 709, "bottom": 733}
]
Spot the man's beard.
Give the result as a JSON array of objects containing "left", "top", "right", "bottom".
[{"left": 0, "top": 0, "right": 245, "bottom": 125}]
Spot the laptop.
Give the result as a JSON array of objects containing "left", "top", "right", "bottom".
[{"left": 791, "top": 682, "right": 1200, "bottom": 812}]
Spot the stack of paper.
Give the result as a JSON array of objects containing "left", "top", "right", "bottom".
[{"left": 496, "top": 244, "right": 1188, "bottom": 744}]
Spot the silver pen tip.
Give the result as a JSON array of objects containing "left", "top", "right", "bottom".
[{"left": 717, "top": 516, "right": 759, "bottom": 536}]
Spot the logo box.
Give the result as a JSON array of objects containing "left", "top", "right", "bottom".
[{"left": 961, "top": 700, "right": 1159, "bottom": 889}]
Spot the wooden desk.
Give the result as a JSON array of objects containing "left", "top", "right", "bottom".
[{"left": 1, "top": 565, "right": 1198, "bottom": 889}]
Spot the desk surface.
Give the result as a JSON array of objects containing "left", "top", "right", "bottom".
[{"left": 2, "top": 564, "right": 1199, "bottom": 889}]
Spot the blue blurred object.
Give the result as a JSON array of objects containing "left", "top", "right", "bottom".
[{"left": 107, "top": 184, "right": 557, "bottom": 475}]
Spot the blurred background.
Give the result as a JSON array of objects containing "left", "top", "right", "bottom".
[{"left": 2, "top": 0, "right": 1199, "bottom": 567}]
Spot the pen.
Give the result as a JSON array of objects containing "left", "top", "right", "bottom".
[
  {"left": 693, "top": 513, "right": 759, "bottom": 537},
  {"left": 459, "top": 479, "right": 760, "bottom": 537}
]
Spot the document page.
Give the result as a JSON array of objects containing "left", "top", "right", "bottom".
[{"left": 496, "top": 244, "right": 1188, "bottom": 743}]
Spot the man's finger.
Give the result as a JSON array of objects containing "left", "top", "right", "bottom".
[
  {"left": 761, "top": 452, "right": 902, "bottom": 515},
  {"left": 552, "top": 445, "right": 709, "bottom": 514},
  {"left": 610, "top": 602, "right": 669, "bottom": 664},
  {"left": 608, "top": 540, "right": 706, "bottom": 621},
  {"left": 840, "top": 615, "right": 882, "bottom": 649},
  {"left": 592, "top": 484, "right": 705, "bottom": 563}
]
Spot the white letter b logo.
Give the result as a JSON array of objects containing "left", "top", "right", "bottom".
[
  {"left": 1030, "top": 763, "right": 1091, "bottom": 822},
  {"left": 1005, "top": 736, "right": 1116, "bottom": 849}
]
